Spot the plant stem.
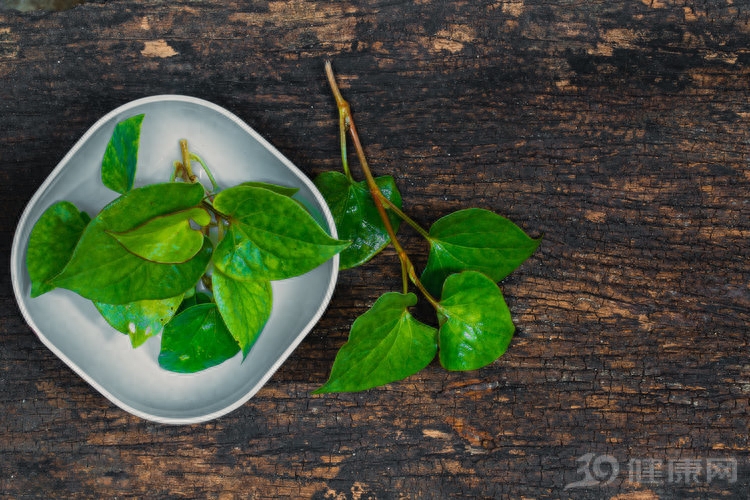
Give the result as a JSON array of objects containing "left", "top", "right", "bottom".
[
  {"left": 325, "top": 62, "right": 354, "bottom": 182},
  {"left": 338, "top": 112, "right": 353, "bottom": 182},
  {"left": 170, "top": 161, "right": 183, "bottom": 182},
  {"left": 179, "top": 139, "right": 197, "bottom": 182},
  {"left": 377, "top": 193, "right": 431, "bottom": 240},
  {"left": 190, "top": 153, "right": 219, "bottom": 192},
  {"left": 325, "top": 61, "right": 439, "bottom": 307}
]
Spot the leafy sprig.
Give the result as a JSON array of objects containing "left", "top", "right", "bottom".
[
  {"left": 26, "top": 113, "right": 349, "bottom": 372},
  {"left": 313, "top": 62, "right": 540, "bottom": 393},
  {"left": 26, "top": 62, "right": 539, "bottom": 392}
]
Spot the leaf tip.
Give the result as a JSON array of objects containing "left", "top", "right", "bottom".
[
  {"left": 241, "top": 345, "right": 252, "bottom": 360},
  {"left": 311, "top": 382, "right": 336, "bottom": 395}
]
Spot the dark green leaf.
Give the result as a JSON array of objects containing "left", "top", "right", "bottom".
[
  {"left": 26, "top": 201, "right": 90, "bottom": 298},
  {"left": 421, "top": 208, "right": 541, "bottom": 297},
  {"left": 213, "top": 270, "right": 272, "bottom": 357},
  {"left": 51, "top": 182, "right": 212, "bottom": 304},
  {"left": 212, "top": 185, "right": 349, "bottom": 280},
  {"left": 101, "top": 114, "right": 144, "bottom": 194},
  {"left": 107, "top": 206, "right": 211, "bottom": 264},
  {"left": 177, "top": 290, "right": 212, "bottom": 314},
  {"left": 94, "top": 295, "right": 183, "bottom": 348},
  {"left": 437, "top": 271, "right": 515, "bottom": 371},
  {"left": 314, "top": 171, "right": 402, "bottom": 270},
  {"left": 158, "top": 303, "right": 240, "bottom": 373},
  {"left": 314, "top": 292, "right": 437, "bottom": 393}
]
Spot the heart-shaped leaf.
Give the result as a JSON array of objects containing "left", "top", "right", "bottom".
[
  {"left": 101, "top": 114, "right": 144, "bottom": 194},
  {"left": 314, "top": 292, "right": 437, "bottom": 393},
  {"left": 212, "top": 270, "right": 272, "bottom": 357},
  {"left": 158, "top": 303, "right": 240, "bottom": 373},
  {"left": 212, "top": 185, "right": 349, "bottom": 280},
  {"left": 51, "top": 182, "right": 212, "bottom": 304},
  {"left": 437, "top": 271, "right": 515, "bottom": 371},
  {"left": 314, "top": 171, "right": 402, "bottom": 269},
  {"left": 94, "top": 294, "right": 183, "bottom": 348},
  {"left": 421, "top": 208, "right": 540, "bottom": 298},
  {"left": 107, "top": 207, "right": 211, "bottom": 264},
  {"left": 26, "top": 201, "right": 90, "bottom": 298}
]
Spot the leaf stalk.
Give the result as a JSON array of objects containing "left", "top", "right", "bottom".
[
  {"left": 179, "top": 139, "right": 198, "bottom": 183},
  {"left": 325, "top": 62, "right": 354, "bottom": 182},
  {"left": 377, "top": 192, "right": 430, "bottom": 240},
  {"left": 190, "top": 152, "right": 219, "bottom": 193}
]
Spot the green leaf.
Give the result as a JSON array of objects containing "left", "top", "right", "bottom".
[
  {"left": 437, "top": 271, "right": 515, "bottom": 371},
  {"left": 239, "top": 181, "right": 299, "bottom": 197},
  {"left": 94, "top": 295, "right": 183, "bottom": 348},
  {"left": 212, "top": 270, "right": 272, "bottom": 357},
  {"left": 51, "top": 182, "right": 212, "bottom": 304},
  {"left": 101, "top": 114, "right": 144, "bottom": 194},
  {"left": 107, "top": 207, "right": 211, "bottom": 264},
  {"left": 158, "top": 303, "right": 240, "bottom": 373},
  {"left": 212, "top": 185, "right": 349, "bottom": 280},
  {"left": 26, "top": 201, "right": 90, "bottom": 298},
  {"left": 314, "top": 171, "right": 402, "bottom": 270},
  {"left": 177, "top": 290, "right": 213, "bottom": 314},
  {"left": 314, "top": 292, "right": 437, "bottom": 393},
  {"left": 421, "top": 208, "right": 541, "bottom": 298}
]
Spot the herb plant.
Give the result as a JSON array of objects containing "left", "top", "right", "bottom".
[
  {"left": 26, "top": 114, "right": 349, "bottom": 373},
  {"left": 312, "top": 62, "right": 540, "bottom": 393},
  {"left": 26, "top": 62, "right": 539, "bottom": 392}
]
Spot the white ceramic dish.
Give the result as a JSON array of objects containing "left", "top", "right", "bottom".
[{"left": 10, "top": 95, "right": 339, "bottom": 424}]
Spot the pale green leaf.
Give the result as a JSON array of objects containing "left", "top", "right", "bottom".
[
  {"left": 95, "top": 295, "right": 183, "bottom": 348},
  {"left": 213, "top": 270, "right": 272, "bottom": 357},
  {"left": 107, "top": 207, "right": 211, "bottom": 264}
]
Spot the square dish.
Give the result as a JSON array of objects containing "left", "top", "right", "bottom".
[{"left": 10, "top": 95, "right": 339, "bottom": 424}]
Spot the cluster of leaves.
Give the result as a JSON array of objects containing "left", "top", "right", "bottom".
[
  {"left": 26, "top": 114, "right": 349, "bottom": 373},
  {"left": 312, "top": 62, "right": 541, "bottom": 393},
  {"left": 26, "top": 63, "right": 539, "bottom": 393}
]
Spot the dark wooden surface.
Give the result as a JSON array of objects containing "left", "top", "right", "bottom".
[{"left": 1, "top": 1, "right": 748, "bottom": 498}]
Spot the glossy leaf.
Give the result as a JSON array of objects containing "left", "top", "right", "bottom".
[
  {"left": 314, "top": 171, "right": 402, "bottom": 270},
  {"left": 107, "top": 207, "right": 211, "bottom": 264},
  {"left": 421, "top": 208, "right": 541, "bottom": 297},
  {"left": 26, "top": 201, "right": 90, "bottom": 298},
  {"left": 212, "top": 185, "right": 349, "bottom": 280},
  {"left": 239, "top": 181, "right": 299, "bottom": 197},
  {"left": 213, "top": 270, "right": 272, "bottom": 357},
  {"left": 158, "top": 303, "right": 240, "bottom": 373},
  {"left": 94, "top": 295, "right": 183, "bottom": 348},
  {"left": 51, "top": 182, "right": 212, "bottom": 304},
  {"left": 314, "top": 292, "right": 437, "bottom": 393},
  {"left": 101, "top": 114, "right": 144, "bottom": 194},
  {"left": 437, "top": 271, "right": 515, "bottom": 371}
]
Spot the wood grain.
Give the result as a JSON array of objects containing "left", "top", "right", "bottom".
[{"left": 0, "top": 1, "right": 748, "bottom": 498}]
